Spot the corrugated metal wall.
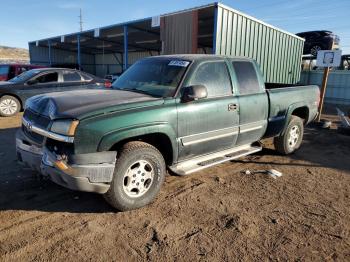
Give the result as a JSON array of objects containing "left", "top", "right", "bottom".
[
  {"left": 93, "top": 51, "right": 158, "bottom": 77},
  {"left": 161, "top": 11, "right": 196, "bottom": 54},
  {"left": 94, "top": 53, "right": 122, "bottom": 77},
  {"left": 128, "top": 51, "right": 159, "bottom": 65},
  {"left": 30, "top": 45, "right": 94, "bottom": 66},
  {"left": 214, "top": 4, "right": 304, "bottom": 84},
  {"left": 300, "top": 70, "right": 350, "bottom": 105},
  {"left": 29, "top": 45, "right": 95, "bottom": 74}
]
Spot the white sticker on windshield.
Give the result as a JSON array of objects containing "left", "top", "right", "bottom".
[{"left": 168, "top": 60, "right": 190, "bottom": 67}]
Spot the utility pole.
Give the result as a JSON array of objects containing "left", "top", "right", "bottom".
[{"left": 79, "top": 8, "right": 83, "bottom": 32}]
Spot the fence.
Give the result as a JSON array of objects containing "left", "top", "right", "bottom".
[{"left": 300, "top": 70, "right": 350, "bottom": 105}]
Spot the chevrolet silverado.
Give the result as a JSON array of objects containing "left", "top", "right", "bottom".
[{"left": 16, "top": 55, "right": 320, "bottom": 211}]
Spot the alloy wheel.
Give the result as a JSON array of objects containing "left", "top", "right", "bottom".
[
  {"left": 0, "top": 98, "right": 18, "bottom": 116},
  {"left": 122, "top": 160, "right": 154, "bottom": 198}
]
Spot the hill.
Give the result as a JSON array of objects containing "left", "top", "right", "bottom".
[{"left": 0, "top": 46, "right": 29, "bottom": 63}]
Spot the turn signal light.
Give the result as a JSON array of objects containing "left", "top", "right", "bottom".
[{"left": 55, "top": 160, "right": 68, "bottom": 171}]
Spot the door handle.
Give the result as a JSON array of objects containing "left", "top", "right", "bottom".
[{"left": 228, "top": 103, "right": 238, "bottom": 111}]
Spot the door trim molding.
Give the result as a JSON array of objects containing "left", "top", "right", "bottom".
[
  {"left": 179, "top": 120, "right": 267, "bottom": 146},
  {"left": 180, "top": 126, "right": 238, "bottom": 146}
]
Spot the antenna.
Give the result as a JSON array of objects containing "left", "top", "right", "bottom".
[{"left": 79, "top": 8, "right": 83, "bottom": 32}]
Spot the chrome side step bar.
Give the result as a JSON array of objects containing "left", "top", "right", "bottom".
[{"left": 169, "top": 144, "right": 262, "bottom": 176}]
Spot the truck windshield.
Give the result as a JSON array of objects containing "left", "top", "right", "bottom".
[
  {"left": 112, "top": 58, "right": 190, "bottom": 97},
  {"left": 9, "top": 69, "right": 40, "bottom": 83},
  {"left": 0, "top": 65, "right": 9, "bottom": 75}
]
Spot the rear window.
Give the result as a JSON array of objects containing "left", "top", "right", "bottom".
[
  {"left": 232, "top": 61, "right": 261, "bottom": 95},
  {"left": 0, "top": 65, "right": 9, "bottom": 75}
]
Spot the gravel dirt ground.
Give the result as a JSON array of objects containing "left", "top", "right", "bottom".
[{"left": 0, "top": 113, "right": 349, "bottom": 261}]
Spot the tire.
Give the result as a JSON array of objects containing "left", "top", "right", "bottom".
[
  {"left": 0, "top": 95, "right": 21, "bottom": 117},
  {"left": 274, "top": 116, "right": 304, "bottom": 155},
  {"left": 104, "top": 141, "right": 166, "bottom": 211}
]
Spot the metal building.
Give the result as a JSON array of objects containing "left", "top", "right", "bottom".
[{"left": 29, "top": 2, "right": 304, "bottom": 84}]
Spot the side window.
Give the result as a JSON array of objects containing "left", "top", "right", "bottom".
[
  {"left": 232, "top": 61, "right": 261, "bottom": 95},
  {"left": 189, "top": 61, "right": 232, "bottom": 97},
  {"left": 63, "top": 71, "right": 82, "bottom": 82},
  {"left": 35, "top": 72, "right": 58, "bottom": 83}
]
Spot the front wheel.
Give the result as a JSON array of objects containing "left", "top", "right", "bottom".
[
  {"left": 274, "top": 116, "right": 304, "bottom": 155},
  {"left": 104, "top": 141, "right": 166, "bottom": 211}
]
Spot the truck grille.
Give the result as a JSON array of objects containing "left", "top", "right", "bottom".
[
  {"left": 22, "top": 109, "right": 51, "bottom": 144},
  {"left": 23, "top": 109, "right": 51, "bottom": 129},
  {"left": 22, "top": 125, "right": 45, "bottom": 144}
]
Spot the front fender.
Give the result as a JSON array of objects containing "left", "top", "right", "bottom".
[{"left": 98, "top": 122, "right": 178, "bottom": 163}]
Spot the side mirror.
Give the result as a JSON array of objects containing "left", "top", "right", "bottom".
[
  {"left": 27, "top": 79, "right": 38, "bottom": 85},
  {"left": 182, "top": 85, "right": 208, "bottom": 102}
]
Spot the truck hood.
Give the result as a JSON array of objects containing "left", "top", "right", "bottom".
[{"left": 26, "top": 89, "right": 162, "bottom": 119}]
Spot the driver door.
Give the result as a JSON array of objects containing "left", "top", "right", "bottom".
[
  {"left": 18, "top": 71, "right": 60, "bottom": 102},
  {"left": 176, "top": 60, "right": 239, "bottom": 161}
]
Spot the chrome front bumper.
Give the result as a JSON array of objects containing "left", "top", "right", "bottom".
[
  {"left": 16, "top": 136, "right": 43, "bottom": 172},
  {"left": 16, "top": 130, "right": 116, "bottom": 194}
]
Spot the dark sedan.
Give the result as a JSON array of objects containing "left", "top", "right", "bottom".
[
  {"left": 296, "top": 30, "right": 340, "bottom": 56},
  {"left": 0, "top": 68, "right": 106, "bottom": 117}
]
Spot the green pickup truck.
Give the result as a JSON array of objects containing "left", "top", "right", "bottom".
[{"left": 16, "top": 55, "right": 319, "bottom": 211}]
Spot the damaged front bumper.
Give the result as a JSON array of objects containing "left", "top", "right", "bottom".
[{"left": 16, "top": 130, "right": 116, "bottom": 194}]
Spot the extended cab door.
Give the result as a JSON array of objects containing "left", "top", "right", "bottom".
[
  {"left": 176, "top": 60, "right": 240, "bottom": 161},
  {"left": 230, "top": 60, "right": 268, "bottom": 146}
]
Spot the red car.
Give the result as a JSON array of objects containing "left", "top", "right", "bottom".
[{"left": 0, "top": 64, "right": 44, "bottom": 81}]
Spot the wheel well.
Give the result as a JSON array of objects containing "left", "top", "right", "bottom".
[
  {"left": 292, "top": 107, "right": 309, "bottom": 124},
  {"left": 0, "top": 94, "right": 23, "bottom": 111},
  {"left": 110, "top": 133, "right": 173, "bottom": 165}
]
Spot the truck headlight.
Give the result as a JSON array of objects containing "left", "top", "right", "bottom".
[{"left": 50, "top": 120, "right": 79, "bottom": 136}]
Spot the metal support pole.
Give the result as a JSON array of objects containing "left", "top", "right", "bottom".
[
  {"left": 48, "top": 40, "right": 52, "bottom": 66},
  {"left": 212, "top": 3, "right": 218, "bottom": 54},
  {"left": 77, "top": 34, "right": 81, "bottom": 70},
  {"left": 317, "top": 66, "right": 330, "bottom": 122},
  {"left": 123, "top": 25, "right": 128, "bottom": 71}
]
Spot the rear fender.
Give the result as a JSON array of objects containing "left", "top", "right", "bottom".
[
  {"left": 281, "top": 102, "right": 310, "bottom": 135},
  {"left": 265, "top": 102, "right": 309, "bottom": 138}
]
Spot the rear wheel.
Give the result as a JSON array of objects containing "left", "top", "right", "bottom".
[
  {"left": 104, "top": 141, "right": 166, "bottom": 211},
  {"left": 274, "top": 116, "right": 304, "bottom": 155},
  {"left": 0, "top": 95, "right": 20, "bottom": 117}
]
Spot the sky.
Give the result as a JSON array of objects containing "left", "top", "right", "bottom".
[{"left": 1, "top": 0, "right": 349, "bottom": 54}]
